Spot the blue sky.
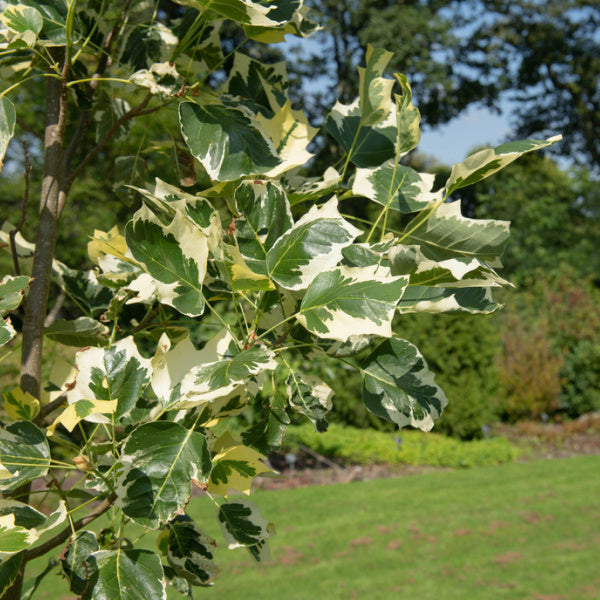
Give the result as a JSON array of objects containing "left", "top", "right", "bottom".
[{"left": 417, "top": 106, "right": 512, "bottom": 166}]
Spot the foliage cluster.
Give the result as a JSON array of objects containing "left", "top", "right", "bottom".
[
  {"left": 284, "top": 423, "right": 519, "bottom": 468},
  {"left": 0, "top": 1, "right": 558, "bottom": 598},
  {"left": 497, "top": 269, "right": 600, "bottom": 421}
]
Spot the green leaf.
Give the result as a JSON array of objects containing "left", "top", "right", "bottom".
[
  {"left": 118, "top": 422, "right": 211, "bottom": 529},
  {"left": 0, "top": 275, "right": 30, "bottom": 312},
  {"left": 179, "top": 344, "right": 277, "bottom": 407},
  {"left": 179, "top": 100, "right": 280, "bottom": 182},
  {"left": 394, "top": 73, "right": 421, "bottom": 157},
  {"left": 0, "top": 553, "right": 22, "bottom": 597},
  {"left": 67, "top": 337, "right": 152, "bottom": 422},
  {"left": 325, "top": 98, "right": 397, "bottom": 168},
  {"left": 287, "top": 167, "right": 341, "bottom": 206},
  {"left": 15, "top": 0, "right": 68, "bottom": 46},
  {"left": 218, "top": 498, "right": 273, "bottom": 560},
  {"left": 241, "top": 391, "right": 290, "bottom": 454},
  {"left": 397, "top": 285, "right": 500, "bottom": 315},
  {"left": 361, "top": 337, "right": 448, "bottom": 431},
  {"left": 44, "top": 317, "right": 109, "bottom": 347},
  {"left": 286, "top": 372, "right": 333, "bottom": 432},
  {"left": 0, "top": 96, "right": 16, "bottom": 170},
  {"left": 445, "top": 135, "right": 562, "bottom": 197},
  {"left": 61, "top": 531, "right": 99, "bottom": 595},
  {"left": 401, "top": 201, "right": 510, "bottom": 266},
  {"left": 353, "top": 162, "right": 439, "bottom": 214},
  {"left": 234, "top": 179, "right": 293, "bottom": 276},
  {"left": 165, "top": 515, "right": 220, "bottom": 587},
  {"left": 2, "top": 387, "right": 40, "bottom": 421},
  {"left": 0, "top": 421, "right": 50, "bottom": 492},
  {"left": 297, "top": 266, "right": 408, "bottom": 341},
  {"left": 244, "top": 2, "right": 320, "bottom": 42},
  {"left": 266, "top": 198, "right": 360, "bottom": 290},
  {"left": 126, "top": 205, "right": 208, "bottom": 317},
  {"left": 358, "top": 45, "right": 394, "bottom": 127},
  {"left": 83, "top": 549, "right": 166, "bottom": 600},
  {"left": 129, "top": 62, "right": 182, "bottom": 98}
]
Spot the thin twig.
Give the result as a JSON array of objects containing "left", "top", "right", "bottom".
[
  {"left": 9, "top": 143, "right": 33, "bottom": 276},
  {"left": 15, "top": 117, "right": 44, "bottom": 142},
  {"left": 22, "top": 494, "right": 117, "bottom": 562},
  {"left": 34, "top": 393, "right": 68, "bottom": 427}
]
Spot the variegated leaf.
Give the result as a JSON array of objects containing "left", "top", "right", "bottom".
[
  {"left": 286, "top": 372, "right": 333, "bottom": 432},
  {"left": 361, "top": 337, "right": 448, "bottom": 431},
  {"left": 218, "top": 498, "right": 273, "bottom": 561},
  {"left": 389, "top": 244, "right": 509, "bottom": 288},
  {"left": 179, "top": 99, "right": 280, "bottom": 182},
  {"left": 397, "top": 285, "right": 500, "bottom": 315},
  {"left": 266, "top": 197, "right": 361, "bottom": 290},
  {"left": 0, "top": 275, "right": 30, "bottom": 312},
  {"left": 445, "top": 135, "right": 562, "bottom": 197},
  {"left": 358, "top": 45, "right": 394, "bottom": 127},
  {"left": 394, "top": 73, "right": 421, "bottom": 157},
  {"left": 83, "top": 549, "right": 166, "bottom": 600},
  {"left": 0, "top": 421, "right": 50, "bottom": 492},
  {"left": 61, "top": 531, "right": 99, "bottom": 595},
  {"left": 402, "top": 201, "right": 510, "bottom": 266},
  {"left": 2, "top": 387, "right": 39, "bottom": 421},
  {"left": 244, "top": 2, "right": 320, "bottom": 42},
  {"left": 297, "top": 266, "right": 408, "bottom": 341},
  {"left": 118, "top": 422, "right": 211, "bottom": 529},
  {"left": 256, "top": 101, "right": 318, "bottom": 177},
  {"left": 214, "top": 243, "right": 274, "bottom": 291},
  {"left": 325, "top": 97, "right": 397, "bottom": 168},
  {"left": 287, "top": 167, "right": 341, "bottom": 206},
  {"left": 227, "top": 53, "right": 289, "bottom": 114},
  {"left": 234, "top": 179, "right": 293, "bottom": 276},
  {"left": 0, "top": 96, "right": 16, "bottom": 171},
  {"left": 353, "top": 162, "right": 440, "bottom": 214},
  {"left": 164, "top": 515, "right": 220, "bottom": 587},
  {"left": 126, "top": 205, "right": 208, "bottom": 316},
  {"left": 0, "top": 500, "right": 66, "bottom": 558},
  {"left": 208, "top": 432, "right": 271, "bottom": 497},
  {"left": 66, "top": 337, "right": 152, "bottom": 422},
  {"left": 0, "top": 553, "right": 22, "bottom": 597},
  {"left": 47, "top": 399, "right": 118, "bottom": 436},
  {"left": 129, "top": 62, "right": 182, "bottom": 98},
  {"left": 151, "top": 330, "right": 235, "bottom": 408},
  {"left": 0, "top": 4, "right": 43, "bottom": 46},
  {"left": 179, "top": 344, "right": 277, "bottom": 407}
]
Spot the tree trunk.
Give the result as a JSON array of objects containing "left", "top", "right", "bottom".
[{"left": 5, "top": 48, "right": 68, "bottom": 600}]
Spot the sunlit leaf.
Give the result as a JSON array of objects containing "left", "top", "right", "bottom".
[
  {"left": 394, "top": 73, "right": 421, "bottom": 157},
  {"left": 266, "top": 197, "right": 361, "bottom": 290},
  {"left": 297, "top": 266, "right": 408, "bottom": 341},
  {"left": 0, "top": 97, "right": 16, "bottom": 171},
  {"left": 445, "top": 135, "right": 562, "bottom": 197},
  {"left": 118, "top": 422, "right": 211, "bottom": 528},
  {"left": 358, "top": 45, "right": 394, "bottom": 127},
  {"left": 2, "top": 387, "right": 39, "bottom": 421},
  {"left": 83, "top": 549, "right": 166, "bottom": 600},
  {"left": 397, "top": 285, "right": 500, "bottom": 314}
]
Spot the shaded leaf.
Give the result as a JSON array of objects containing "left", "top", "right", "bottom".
[
  {"left": 0, "top": 97, "right": 16, "bottom": 171},
  {"left": 361, "top": 337, "right": 448, "bottom": 431},
  {"left": 0, "top": 421, "right": 50, "bottom": 492},
  {"left": 397, "top": 285, "right": 500, "bottom": 315},
  {"left": 241, "top": 391, "right": 290, "bottom": 454},
  {"left": 218, "top": 498, "right": 273, "bottom": 561},
  {"left": 44, "top": 317, "right": 109, "bottom": 347},
  {"left": 165, "top": 515, "right": 219, "bottom": 587},
  {"left": 0, "top": 552, "right": 22, "bottom": 597},
  {"left": 61, "top": 531, "right": 99, "bottom": 595},
  {"left": 286, "top": 372, "right": 333, "bottom": 432}
]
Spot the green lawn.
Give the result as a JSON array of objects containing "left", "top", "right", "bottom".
[{"left": 28, "top": 455, "right": 600, "bottom": 600}]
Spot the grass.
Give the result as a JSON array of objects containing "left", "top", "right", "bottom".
[{"left": 25, "top": 454, "right": 600, "bottom": 600}]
